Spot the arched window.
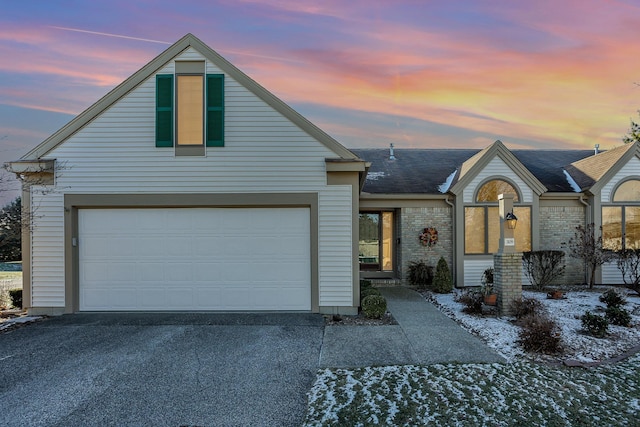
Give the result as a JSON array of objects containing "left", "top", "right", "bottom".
[
  {"left": 465, "top": 179, "right": 531, "bottom": 254},
  {"left": 476, "top": 179, "right": 520, "bottom": 202},
  {"left": 613, "top": 179, "right": 640, "bottom": 202},
  {"left": 603, "top": 179, "right": 640, "bottom": 250}
]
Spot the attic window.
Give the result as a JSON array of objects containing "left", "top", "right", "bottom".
[{"left": 155, "top": 61, "right": 224, "bottom": 155}]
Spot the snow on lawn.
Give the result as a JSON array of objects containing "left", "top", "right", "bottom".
[
  {"left": 304, "top": 353, "right": 640, "bottom": 426},
  {"left": 429, "top": 286, "right": 640, "bottom": 363}
]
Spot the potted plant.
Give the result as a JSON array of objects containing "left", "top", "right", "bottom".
[{"left": 481, "top": 267, "right": 496, "bottom": 305}]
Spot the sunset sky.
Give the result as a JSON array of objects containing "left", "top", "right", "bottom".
[{"left": 1, "top": 0, "right": 640, "bottom": 199}]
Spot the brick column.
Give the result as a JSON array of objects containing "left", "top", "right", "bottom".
[
  {"left": 494, "top": 253, "right": 522, "bottom": 316},
  {"left": 496, "top": 194, "right": 522, "bottom": 316}
]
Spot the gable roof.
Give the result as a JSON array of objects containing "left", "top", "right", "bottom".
[
  {"left": 512, "top": 149, "right": 594, "bottom": 192},
  {"left": 354, "top": 146, "right": 596, "bottom": 195},
  {"left": 564, "top": 142, "right": 638, "bottom": 192},
  {"left": 449, "top": 140, "right": 547, "bottom": 196},
  {"left": 21, "top": 33, "right": 357, "bottom": 161},
  {"left": 351, "top": 148, "right": 479, "bottom": 193}
]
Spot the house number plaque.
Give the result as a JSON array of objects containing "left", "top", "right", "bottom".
[{"left": 504, "top": 238, "right": 515, "bottom": 246}]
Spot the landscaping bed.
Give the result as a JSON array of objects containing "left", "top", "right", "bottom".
[{"left": 427, "top": 286, "right": 640, "bottom": 364}]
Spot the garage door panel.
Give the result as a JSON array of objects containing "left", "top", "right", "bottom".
[
  {"left": 138, "top": 263, "right": 166, "bottom": 281},
  {"left": 79, "top": 207, "right": 311, "bottom": 311}
]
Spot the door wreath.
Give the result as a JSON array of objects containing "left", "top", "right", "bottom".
[{"left": 419, "top": 227, "right": 438, "bottom": 247}]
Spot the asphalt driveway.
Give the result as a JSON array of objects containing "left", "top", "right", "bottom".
[{"left": 0, "top": 313, "right": 324, "bottom": 427}]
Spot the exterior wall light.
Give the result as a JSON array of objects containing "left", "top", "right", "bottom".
[{"left": 505, "top": 211, "right": 518, "bottom": 229}]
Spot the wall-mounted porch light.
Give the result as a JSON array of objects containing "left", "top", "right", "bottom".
[{"left": 505, "top": 210, "right": 518, "bottom": 230}]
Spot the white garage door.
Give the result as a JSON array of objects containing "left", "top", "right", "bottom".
[{"left": 78, "top": 207, "right": 311, "bottom": 311}]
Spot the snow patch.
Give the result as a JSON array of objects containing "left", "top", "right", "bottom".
[
  {"left": 0, "top": 316, "right": 41, "bottom": 331},
  {"left": 563, "top": 169, "right": 582, "bottom": 192},
  {"left": 366, "top": 172, "right": 385, "bottom": 181},
  {"left": 437, "top": 169, "right": 457, "bottom": 193}
]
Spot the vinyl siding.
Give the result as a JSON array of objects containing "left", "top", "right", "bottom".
[
  {"left": 30, "top": 188, "right": 65, "bottom": 307},
  {"left": 463, "top": 157, "right": 534, "bottom": 203},
  {"left": 601, "top": 155, "right": 640, "bottom": 202},
  {"left": 464, "top": 259, "right": 493, "bottom": 287},
  {"left": 29, "top": 47, "right": 355, "bottom": 309},
  {"left": 318, "top": 186, "right": 353, "bottom": 306},
  {"left": 602, "top": 262, "right": 623, "bottom": 284},
  {"left": 464, "top": 258, "right": 526, "bottom": 288}
]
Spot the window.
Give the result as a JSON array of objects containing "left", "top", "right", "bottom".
[
  {"left": 155, "top": 62, "right": 224, "bottom": 153},
  {"left": 464, "top": 179, "right": 531, "bottom": 254},
  {"left": 176, "top": 75, "right": 203, "bottom": 146},
  {"left": 359, "top": 212, "right": 394, "bottom": 271},
  {"left": 603, "top": 179, "right": 640, "bottom": 250}
]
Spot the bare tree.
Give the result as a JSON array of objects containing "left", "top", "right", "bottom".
[
  {"left": 568, "top": 224, "right": 614, "bottom": 288},
  {"left": 623, "top": 111, "right": 640, "bottom": 144},
  {"left": 615, "top": 249, "right": 640, "bottom": 294},
  {"left": 522, "top": 250, "right": 566, "bottom": 290}
]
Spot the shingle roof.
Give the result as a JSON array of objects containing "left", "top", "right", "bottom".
[
  {"left": 352, "top": 148, "right": 596, "bottom": 194},
  {"left": 351, "top": 149, "right": 479, "bottom": 193},
  {"left": 513, "top": 150, "right": 595, "bottom": 192},
  {"left": 564, "top": 144, "right": 635, "bottom": 190}
]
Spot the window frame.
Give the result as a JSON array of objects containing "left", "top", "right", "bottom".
[
  {"left": 464, "top": 177, "right": 530, "bottom": 255},
  {"left": 155, "top": 61, "right": 224, "bottom": 155},
  {"left": 603, "top": 178, "right": 640, "bottom": 250},
  {"left": 358, "top": 210, "right": 395, "bottom": 273}
]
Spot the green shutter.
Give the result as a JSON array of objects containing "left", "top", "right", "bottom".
[
  {"left": 156, "top": 74, "right": 173, "bottom": 147},
  {"left": 206, "top": 74, "right": 224, "bottom": 147}
]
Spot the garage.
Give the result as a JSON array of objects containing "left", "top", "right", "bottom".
[{"left": 78, "top": 207, "right": 311, "bottom": 311}]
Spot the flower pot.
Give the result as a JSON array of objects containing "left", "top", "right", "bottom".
[
  {"left": 547, "top": 290, "right": 564, "bottom": 299},
  {"left": 484, "top": 294, "right": 497, "bottom": 306}
]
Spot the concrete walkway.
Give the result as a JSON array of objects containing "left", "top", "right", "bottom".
[{"left": 320, "top": 286, "right": 505, "bottom": 368}]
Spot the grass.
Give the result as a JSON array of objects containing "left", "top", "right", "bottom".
[
  {"left": 0, "top": 271, "right": 21, "bottom": 281},
  {"left": 0, "top": 271, "right": 22, "bottom": 308},
  {"left": 304, "top": 353, "right": 640, "bottom": 426}
]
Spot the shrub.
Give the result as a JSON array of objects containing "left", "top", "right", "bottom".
[
  {"left": 432, "top": 257, "right": 453, "bottom": 293},
  {"left": 456, "top": 290, "right": 483, "bottom": 315},
  {"left": 615, "top": 249, "right": 640, "bottom": 294},
  {"left": 481, "top": 267, "right": 494, "bottom": 285},
  {"left": 599, "top": 289, "right": 626, "bottom": 308},
  {"left": 510, "top": 297, "right": 544, "bottom": 320},
  {"left": 359, "top": 279, "right": 372, "bottom": 290},
  {"left": 605, "top": 306, "right": 632, "bottom": 327},
  {"left": 568, "top": 223, "right": 613, "bottom": 289},
  {"left": 480, "top": 267, "right": 494, "bottom": 296},
  {"left": 360, "top": 287, "right": 381, "bottom": 302},
  {"left": 407, "top": 261, "right": 433, "bottom": 289},
  {"left": 581, "top": 311, "right": 609, "bottom": 338},
  {"left": 361, "top": 295, "right": 387, "bottom": 319},
  {"left": 517, "top": 313, "right": 562, "bottom": 354},
  {"left": 522, "top": 250, "right": 566, "bottom": 290},
  {"left": 8, "top": 288, "right": 22, "bottom": 309}
]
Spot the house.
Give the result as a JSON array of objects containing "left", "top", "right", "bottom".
[
  {"left": 8, "top": 34, "right": 365, "bottom": 315},
  {"left": 353, "top": 141, "right": 640, "bottom": 288},
  {"left": 8, "top": 34, "right": 640, "bottom": 315}
]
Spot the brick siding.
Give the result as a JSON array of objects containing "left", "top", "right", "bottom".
[
  {"left": 400, "top": 206, "right": 453, "bottom": 284},
  {"left": 539, "top": 206, "right": 585, "bottom": 285},
  {"left": 494, "top": 252, "right": 523, "bottom": 316}
]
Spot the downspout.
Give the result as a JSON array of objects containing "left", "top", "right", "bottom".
[
  {"left": 579, "top": 194, "right": 590, "bottom": 224},
  {"left": 444, "top": 196, "right": 455, "bottom": 284},
  {"left": 578, "top": 194, "right": 590, "bottom": 285}
]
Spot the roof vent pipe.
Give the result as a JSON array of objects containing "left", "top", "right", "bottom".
[
  {"left": 595, "top": 144, "right": 600, "bottom": 155},
  {"left": 389, "top": 143, "right": 396, "bottom": 160}
]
